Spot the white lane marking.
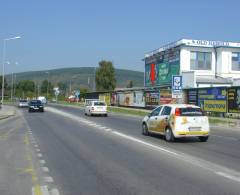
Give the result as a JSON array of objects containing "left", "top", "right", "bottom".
[
  {"left": 36, "top": 148, "right": 41, "bottom": 152},
  {"left": 211, "top": 134, "right": 239, "bottom": 141},
  {"left": 46, "top": 107, "right": 240, "bottom": 183},
  {"left": 44, "top": 176, "right": 54, "bottom": 183},
  {"left": 32, "top": 185, "right": 50, "bottom": 195},
  {"left": 40, "top": 185, "right": 50, "bottom": 195},
  {"left": 37, "top": 153, "right": 43, "bottom": 157},
  {"left": 39, "top": 160, "right": 46, "bottom": 164},
  {"left": 34, "top": 144, "right": 39, "bottom": 148},
  {"left": 216, "top": 172, "right": 240, "bottom": 183},
  {"left": 50, "top": 189, "right": 60, "bottom": 195},
  {"left": 42, "top": 167, "right": 49, "bottom": 172},
  {"left": 112, "top": 131, "right": 179, "bottom": 156}
]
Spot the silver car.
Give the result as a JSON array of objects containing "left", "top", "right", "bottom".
[{"left": 18, "top": 100, "right": 29, "bottom": 108}]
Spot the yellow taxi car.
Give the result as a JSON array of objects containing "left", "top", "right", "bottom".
[{"left": 142, "top": 104, "right": 210, "bottom": 142}]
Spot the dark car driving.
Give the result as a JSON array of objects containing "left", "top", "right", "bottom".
[{"left": 28, "top": 100, "right": 44, "bottom": 112}]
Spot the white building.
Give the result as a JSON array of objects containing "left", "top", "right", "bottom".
[{"left": 144, "top": 39, "right": 240, "bottom": 88}]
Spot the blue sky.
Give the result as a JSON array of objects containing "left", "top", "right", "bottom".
[{"left": 0, "top": 0, "right": 239, "bottom": 74}]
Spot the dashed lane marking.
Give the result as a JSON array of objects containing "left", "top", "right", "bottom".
[
  {"left": 37, "top": 153, "right": 43, "bottom": 158},
  {"left": 39, "top": 160, "right": 46, "bottom": 164},
  {"left": 42, "top": 167, "right": 49, "bottom": 172},
  {"left": 44, "top": 176, "right": 54, "bottom": 183}
]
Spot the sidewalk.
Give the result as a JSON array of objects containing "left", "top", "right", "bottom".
[{"left": 0, "top": 105, "right": 16, "bottom": 120}]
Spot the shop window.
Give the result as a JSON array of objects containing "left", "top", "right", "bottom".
[
  {"left": 232, "top": 52, "right": 240, "bottom": 71},
  {"left": 190, "top": 51, "right": 212, "bottom": 70}
]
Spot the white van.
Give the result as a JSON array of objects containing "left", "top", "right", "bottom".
[{"left": 38, "top": 96, "right": 47, "bottom": 104}]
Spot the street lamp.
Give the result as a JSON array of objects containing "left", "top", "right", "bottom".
[
  {"left": 10, "top": 62, "right": 18, "bottom": 101},
  {"left": 1, "top": 36, "right": 21, "bottom": 104},
  {"left": 46, "top": 71, "right": 50, "bottom": 99}
]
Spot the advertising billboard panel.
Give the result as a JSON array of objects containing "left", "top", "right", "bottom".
[
  {"left": 118, "top": 92, "right": 134, "bottom": 107},
  {"left": 187, "top": 89, "right": 198, "bottom": 105},
  {"left": 145, "top": 91, "right": 160, "bottom": 107},
  {"left": 160, "top": 89, "right": 176, "bottom": 104},
  {"left": 133, "top": 91, "right": 145, "bottom": 107},
  {"left": 145, "top": 47, "right": 180, "bottom": 87},
  {"left": 198, "top": 87, "right": 227, "bottom": 113},
  {"left": 228, "top": 87, "right": 240, "bottom": 113},
  {"left": 110, "top": 93, "right": 117, "bottom": 106}
]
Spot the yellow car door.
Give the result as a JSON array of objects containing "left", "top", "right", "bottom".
[
  {"left": 155, "top": 106, "right": 172, "bottom": 133},
  {"left": 147, "top": 106, "right": 162, "bottom": 131}
]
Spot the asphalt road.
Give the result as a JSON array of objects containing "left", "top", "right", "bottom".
[{"left": 20, "top": 104, "right": 240, "bottom": 195}]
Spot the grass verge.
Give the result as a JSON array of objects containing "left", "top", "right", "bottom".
[{"left": 108, "top": 107, "right": 149, "bottom": 117}]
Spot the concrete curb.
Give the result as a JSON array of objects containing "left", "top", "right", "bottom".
[{"left": 0, "top": 106, "right": 16, "bottom": 120}]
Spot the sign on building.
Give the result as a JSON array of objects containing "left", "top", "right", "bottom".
[
  {"left": 198, "top": 87, "right": 227, "bottom": 113},
  {"left": 228, "top": 87, "right": 240, "bottom": 113}
]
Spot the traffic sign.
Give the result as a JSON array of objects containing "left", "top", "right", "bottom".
[
  {"left": 75, "top": 90, "right": 80, "bottom": 97},
  {"left": 172, "top": 75, "right": 183, "bottom": 99}
]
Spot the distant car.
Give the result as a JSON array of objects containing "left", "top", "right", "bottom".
[
  {"left": 51, "top": 98, "right": 57, "bottom": 103},
  {"left": 142, "top": 104, "right": 210, "bottom": 142},
  {"left": 28, "top": 100, "right": 44, "bottom": 112},
  {"left": 84, "top": 100, "right": 108, "bottom": 116},
  {"left": 18, "top": 99, "right": 29, "bottom": 108}
]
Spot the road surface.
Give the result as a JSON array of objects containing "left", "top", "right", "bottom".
[{"left": 18, "top": 104, "right": 240, "bottom": 195}]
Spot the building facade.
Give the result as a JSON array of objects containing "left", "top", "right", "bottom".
[{"left": 144, "top": 39, "right": 240, "bottom": 88}]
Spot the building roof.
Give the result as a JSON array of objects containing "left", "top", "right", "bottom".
[{"left": 145, "top": 39, "right": 240, "bottom": 58}]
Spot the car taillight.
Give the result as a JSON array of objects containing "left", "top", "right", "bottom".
[
  {"left": 91, "top": 107, "right": 94, "bottom": 110},
  {"left": 175, "top": 108, "right": 181, "bottom": 116}
]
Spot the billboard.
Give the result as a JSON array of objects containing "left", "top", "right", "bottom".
[
  {"left": 145, "top": 47, "right": 180, "bottom": 87},
  {"left": 110, "top": 93, "right": 117, "bottom": 106},
  {"left": 187, "top": 89, "right": 198, "bottom": 105},
  {"left": 118, "top": 92, "right": 134, "bottom": 107},
  {"left": 133, "top": 91, "right": 145, "bottom": 107},
  {"left": 99, "top": 93, "right": 111, "bottom": 105},
  {"left": 145, "top": 91, "right": 159, "bottom": 107},
  {"left": 160, "top": 89, "right": 176, "bottom": 104},
  {"left": 228, "top": 87, "right": 240, "bottom": 113},
  {"left": 198, "top": 87, "right": 227, "bottom": 113},
  {"left": 116, "top": 91, "right": 145, "bottom": 107},
  {"left": 204, "top": 100, "right": 227, "bottom": 113}
]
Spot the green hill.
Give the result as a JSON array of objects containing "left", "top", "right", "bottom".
[{"left": 6, "top": 67, "right": 144, "bottom": 90}]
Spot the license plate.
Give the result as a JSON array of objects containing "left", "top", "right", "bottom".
[{"left": 189, "top": 127, "right": 201, "bottom": 131}]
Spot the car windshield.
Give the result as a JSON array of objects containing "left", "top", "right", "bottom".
[
  {"left": 30, "top": 100, "right": 42, "bottom": 105},
  {"left": 20, "top": 100, "right": 28, "bottom": 102},
  {"left": 179, "top": 107, "right": 204, "bottom": 116},
  {"left": 94, "top": 102, "right": 106, "bottom": 106}
]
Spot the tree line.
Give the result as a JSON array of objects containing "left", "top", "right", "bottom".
[{"left": 0, "top": 60, "right": 134, "bottom": 100}]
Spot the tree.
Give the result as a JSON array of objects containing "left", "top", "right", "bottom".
[
  {"left": 41, "top": 80, "right": 53, "bottom": 94},
  {"left": 16, "top": 80, "right": 35, "bottom": 98},
  {"left": 17, "top": 80, "right": 35, "bottom": 92},
  {"left": 95, "top": 60, "right": 116, "bottom": 91},
  {"left": 126, "top": 80, "right": 133, "bottom": 88},
  {"left": 57, "top": 82, "right": 67, "bottom": 95}
]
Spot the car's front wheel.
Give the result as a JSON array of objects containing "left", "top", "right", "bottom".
[
  {"left": 165, "top": 127, "right": 175, "bottom": 142},
  {"left": 142, "top": 123, "right": 149, "bottom": 136},
  {"left": 199, "top": 136, "right": 209, "bottom": 142}
]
